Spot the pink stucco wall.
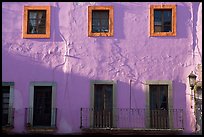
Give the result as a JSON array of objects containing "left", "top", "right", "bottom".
[{"left": 2, "top": 2, "right": 201, "bottom": 134}]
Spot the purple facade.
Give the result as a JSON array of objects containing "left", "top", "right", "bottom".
[{"left": 2, "top": 2, "right": 202, "bottom": 134}]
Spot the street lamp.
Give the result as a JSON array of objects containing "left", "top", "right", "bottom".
[
  {"left": 188, "top": 71, "right": 197, "bottom": 109},
  {"left": 188, "top": 71, "right": 197, "bottom": 90}
]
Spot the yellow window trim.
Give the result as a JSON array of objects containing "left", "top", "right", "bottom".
[
  {"left": 150, "top": 5, "right": 176, "bottom": 37},
  {"left": 88, "top": 6, "right": 114, "bottom": 37},
  {"left": 23, "top": 6, "right": 51, "bottom": 39}
]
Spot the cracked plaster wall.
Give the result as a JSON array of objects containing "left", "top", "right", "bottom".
[{"left": 2, "top": 2, "right": 201, "bottom": 134}]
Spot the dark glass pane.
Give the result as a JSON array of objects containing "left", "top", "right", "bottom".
[
  {"left": 33, "top": 86, "right": 52, "bottom": 126},
  {"left": 154, "top": 25, "right": 162, "bottom": 32},
  {"left": 149, "top": 85, "right": 169, "bottom": 129},
  {"left": 101, "top": 19, "right": 109, "bottom": 32},
  {"left": 154, "top": 10, "right": 162, "bottom": 26},
  {"left": 150, "top": 85, "right": 157, "bottom": 109},
  {"left": 37, "top": 10, "right": 46, "bottom": 19},
  {"left": 160, "top": 86, "right": 168, "bottom": 110},
  {"left": 38, "top": 27, "right": 46, "bottom": 34},
  {"left": 163, "top": 10, "right": 172, "bottom": 25},
  {"left": 27, "top": 10, "right": 46, "bottom": 34},
  {"left": 92, "top": 10, "right": 109, "bottom": 33},
  {"left": 92, "top": 11, "right": 100, "bottom": 18},
  {"left": 93, "top": 84, "right": 113, "bottom": 128},
  {"left": 164, "top": 25, "right": 172, "bottom": 32},
  {"left": 100, "top": 11, "right": 109, "bottom": 19},
  {"left": 163, "top": 10, "right": 172, "bottom": 32},
  {"left": 29, "top": 11, "right": 37, "bottom": 19},
  {"left": 154, "top": 9, "right": 172, "bottom": 32}
]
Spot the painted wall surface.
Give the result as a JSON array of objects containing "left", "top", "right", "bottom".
[{"left": 2, "top": 2, "right": 202, "bottom": 134}]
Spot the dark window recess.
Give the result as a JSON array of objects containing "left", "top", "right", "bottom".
[
  {"left": 28, "top": 10, "right": 46, "bottom": 34},
  {"left": 2, "top": 86, "right": 10, "bottom": 126},
  {"left": 93, "top": 84, "right": 113, "bottom": 128},
  {"left": 92, "top": 10, "right": 109, "bottom": 33},
  {"left": 33, "top": 86, "right": 52, "bottom": 126},
  {"left": 149, "top": 85, "right": 169, "bottom": 129},
  {"left": 154, "top": 9, "right": 172, "bottom": 32}
]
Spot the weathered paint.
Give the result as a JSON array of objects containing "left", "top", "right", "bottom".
[{"left": 2, "top": 2, "right": 202, "bottom": 134}]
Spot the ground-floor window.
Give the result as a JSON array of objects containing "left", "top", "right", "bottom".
[
  {"left": 26, "top": 82, "right": 57, "bottom": 128},
  {"left": 2, "top": 82, "right": 14, "bottom": 128},
  {"left": 90, "top": 80, "right": 116, "bottom": 128},
  {"left": 145, "top": 80, "right": 174, "bottom": 129}
]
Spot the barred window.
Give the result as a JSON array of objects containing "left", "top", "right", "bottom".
[
  {"left": 88, "top": 6, "right": 114, "bottom": 37},
  {"left": 23, "top": 6, "right": 50, "bottom": 38},
  {"left": 150, "top": 5, "right": 176, "bottom": 36},
  {"left": 28, "top": 10, "right": 46, "bottom": 34}
]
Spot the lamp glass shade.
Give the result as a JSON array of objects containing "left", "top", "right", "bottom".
[{"left": 188, "top": 71, "right": 197, "bottom": 88}]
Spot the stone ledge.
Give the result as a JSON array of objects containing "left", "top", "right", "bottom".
[
  {"left": 26, "top": 127, "right": 57, "bottom": 134},
  {"left": 81, "top": 128, "right": 184, "bottom": 135}
]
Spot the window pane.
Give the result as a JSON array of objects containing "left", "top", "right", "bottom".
[
  {"left": 164, "top": 25, "right": 172, "bottom": 32},
  {"left": 28, "top": 26, "right": 37, "bottom": 34},
  {"left": 154, "top": 10, "right": 162, "bottom": 25},
  {"left": 154, "top": 25, "right": 162, "bottom": 32},
  {"left": 101, "top": 19, "right": 109, "bottom": 32},
  {"left": 29, "top": 11, "right": 37, "bottom": 19},
  {"left": 100, "top": 11, "right": 109, "bottom": 19},
  {"left": 92, "top": 11, "right": 100, "bottom": 18},
  {"left": 37, "top": 11, "right": 46, "bottom": 19},
  {"left": 92, "top": 19, "right": 100, "bottom": 28},
  {"left": 38, "top": 19, "right": 46, "bottom": 27},
  {"left": 38, "top": 27, "right": 46, "bottom": 34},
  {"left": 160, "top": 86, "right": 168, "bottom": 110},
  {"left": 163, "top": 10, "right": 172, "bottom": 25},
  {"left": 163, "top": 10, "right": 172, "bottom": 32},
  {"left": 92, "top": 10, "right": 109, "bottom": 33},
  {"left": 28, "top": 10, "right": 46, "bottom": 34},
  {"left": 29, "top": 19, "right": 37, "bottom": 26}
]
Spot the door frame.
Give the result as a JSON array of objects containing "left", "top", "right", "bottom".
[
  {"left": 29, "top": 82, "right": 56, "bottom": 127},
  {"left": 145, "top": 80, "right": 173, "bottom": 129},
  {"left": 90, "top": 80, "right": 116, "bottom": 128}
]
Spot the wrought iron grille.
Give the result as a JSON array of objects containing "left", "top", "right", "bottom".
[
  {"left": 80, "top": 108, "right": 183, "bottom": 129},
  {"left": 2, "top": 107, "right": 15, "bottom": 128},
  {"left": 25, "top": 107, "right": 57, "bottom": 128}
]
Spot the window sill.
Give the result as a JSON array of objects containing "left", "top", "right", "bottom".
[
  {"left": 88, "top": 32, "right": 113, "bottom": 37},
  {"left": 26, "top": 126, "right": 57, "bottom": 133},
  {"left": 2, "top": 126, "right": 14, "bottom": 133},
  {"left": 150, "top": 32, "right": 176, "bottom": 37},
  {"left": 22, "top": 34, "right": 50, "bottom": 39}
]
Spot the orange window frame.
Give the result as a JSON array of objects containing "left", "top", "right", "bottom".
[
  {"left": 88, "top": 6, "right": 114, "bottom": 37},
  {"left": 23, "top": 6, "right": 51, "bottom": 39},
  {"left": 150, "top": 5, "right": 176, "bottom": 36}
]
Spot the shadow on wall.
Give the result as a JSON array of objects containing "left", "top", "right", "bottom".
[
  {"left": 51, "top": 3, "right": 64, "bottom": 43},
  {"left": 117, "top": 80, "right": 145, "bottom": 109},
  {"left": 2, "top": 47, "right": 90, "bottom": 133},
  {"left": 172, "top": 80, "right": 190, "bottom": 131},
  {"left": 112, "top": 3, "right": 126, "bottom": 40},
  {"left": 3, "top": 47, "right": 141, "bottom": 133},
  {"left": 3, "top": 47, "right": 192, "bottom": 133}
]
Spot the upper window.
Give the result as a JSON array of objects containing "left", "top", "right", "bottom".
[
  {"left": 150, "top": 5, "right": 176, "bottom": 36},
  {"left": 88, "top": 6, "right": 114, "bottom": 37},
  {"left": 23, "top": 6, "right": 51, "bottom": 38}
]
